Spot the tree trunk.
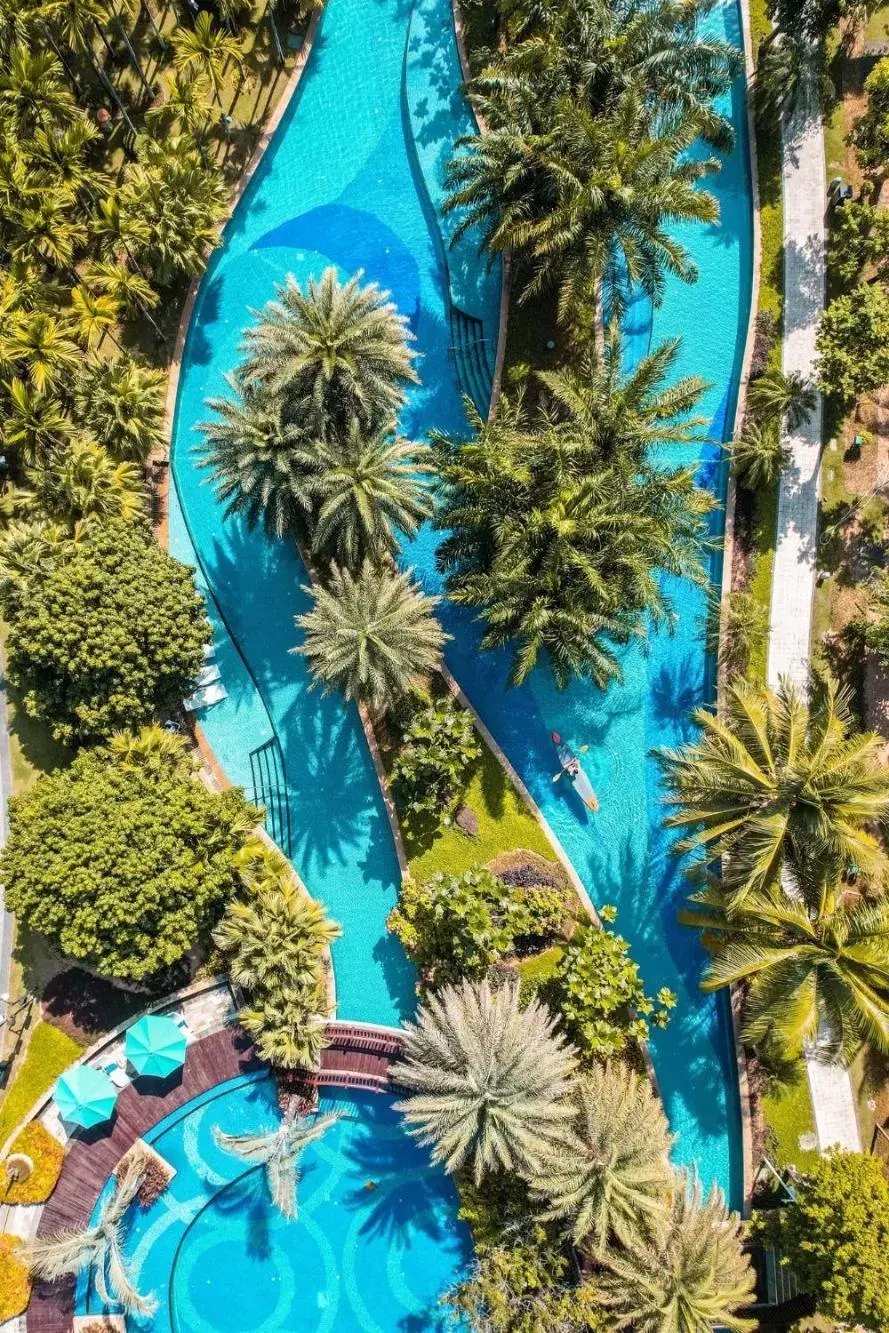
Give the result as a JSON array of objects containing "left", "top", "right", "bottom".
[
  {"left": 112, "top": 11, "right": 155, "bottom": 102},
  {"left": 268, "top": 8, "right": 285, "bottom": 65},
  {"left": 90, "top": 24, "right": 140, "bottom": 144},
  {"left": 141, "top": 0, "right": 167, "bottom": 50},
  {"left": 42, "top": 26, "right": 84, "bottom": 98}
]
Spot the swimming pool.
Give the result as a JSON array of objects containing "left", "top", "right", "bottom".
[
  {"left": 169, "top": 0, "right": 752, "bottom": 1207},
  {"left": 77, "top": 1077, "right": 472, "bottom": 1330}
]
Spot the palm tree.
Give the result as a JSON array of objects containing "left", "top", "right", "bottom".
[
  {"left": 118, "top": 137, "right": 227, "bottom": 285},
  {"left": 0, "top": 519, "right": 70, "bottom": 609},
  {"left": 29, "top": 117, "right": 105, "bottom": 202},
  {"left": 196, "top": 378, "right": 317, "bottom": 541},
  {"left": 681, "top": 852, "right": 889, "bottom": 1061},
  {"left": 240, "top": 269, "right": 418, "bottom": 438},
  {"left": 73, "top": 356, "right": 166, "bottom": 463},
  {"left": 27, "top": 1152, "right": 156, "bottom": 1318},
  {"left": 598, "top": 1172, "right": 755, "bottom": 1333},
  {"left": 68, "top": 285, "right": 121, "bottom": 352},
  {"left": 529, "top": 1061, "right": 674, "bottom": 1255},
  {"left": 7, "top": 188, "right": 88, "bottom": 272},
  {"left": 656, "top": 674, "right": 889, "bottom": 904},
  {"left": 93, "top": 192, "right": 150, "bottom": 270},
  {"left": 106, "top": 724, "right": 190, "bottom": 771},
  {"left": 294, "top": 561, "right": 448, "bottom": 712},
  {"left": 214, "top": 1110, "right": 339, "bottom": 1219},
  {"left": 0, "top": 46, "right": 76, "bottom": 138},
  {"left": 2, "top": 378, "right": 73, "bottom": 465},
  {"left": 705, "top": 589, "right": 769, "bottom": 676},
  {"left": 747, "top": 369, "right": 817, "bottom": 432},
  {"left": 27, "top": 439, "right": 146, "bottom": 532},
  {"left": 393, "top": 978, "right": 576, "bottom": 1183},
  {"left": 433, "top": 395, "right": 714, "bottom": 689},
  {"left": 308, "top": 422, "right": 433, "bottom": 568},
  {"left": 0, "top": 311, "right": 81, "bottom": 394},
  {"left": 146, "top": 67, "right": 213, "bottom": 139},
  {"left": 82, "top": 259, "right": 165, "bottom": 341},
  {"left": 730, "top": 419, "right": 789, "bottom": 490},
  {"left": 171, "top": 12, "right": 245, "bottom": 109}
]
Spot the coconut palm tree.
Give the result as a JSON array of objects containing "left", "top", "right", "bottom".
[
  {"left": 27, "top": 439, "right": 146, "bottom": 533},
  {"left": 681, "top": 852, "right": 889, "bottom": 1061},
  {"left": 0, "top": 46, "right": 76, "bottom": 138},
  {"left": 27, "top": 1152, "right": 156, "bottom": 1318},
  {"left": 294, "top": 561, "right": 447, "bottom": 712},
  {"left": 93, "top": 192, "right": 151, "bottom": 270},
  {"left": 656, "top": 674, "right": 889, "bottom": 904},
  {"left": 598, "top": 1172, "right": 755, "bottom": 1333},
  {"left": 308, "top": 422, "right": 433, "bottom": 568},
  {"left": 196, "top": 378, "right": 318, "bottom": 541},
  {"left": 529, "top": 1061, "right": 674, "bottom": 1255},
  {"left": 433, "top": 394, "right": 714, "bottom": 689},
  {"left": 0, "top": 311, "right": 81, "bottom": 394},
  {"left": 1, "top": 377, "right": 72, "bottom": 464},
  {"left": 730, "top": 419, "right": 790, "bottom": 490},
  {"left": 73, "top": 355, "right": 166, "bottom": 462},
  {"left": 393, "top": 978, "right": 577, "bottom": 1184},
  {"left": 747, "top": 369, "right": 817, "bottom": 432},
  {"left": 171, "top": 12, "right": 245, "bottom": 109},
  {"left": 240, "top": 269, "right": 418, "bottom": 438},
  {"left": 215, "top": 1110, "right": 339, "bottom": 1219}
]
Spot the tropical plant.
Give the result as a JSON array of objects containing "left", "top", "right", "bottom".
[
  {"left": 393, "top": 978, "right": 577, "bottom": 1182},
  {"left": 307, "top": 422, "right": 433, "bottom": 568},
  {"left": 171, "top": 11, "right": 245, "bottom": 107},
  {"left": 82, "top": 260, "right": 160, "bottom": 325},
  {"left": 24, "top": 439, "right": 146, "bottom": 533},
  {"left": 27, "top": 1154, "right": 155, "bottom": 1317},
  {"left": 1, "top": 377, "right": 72, "bottom": 464},
  {"left": 387, "top": 866, "right": 569, "bottom": 984},
  {"left": 0, "top": 519, "right": 70, "bottom": 609},
  {"left": 598, "top": 1172, "right": 755, "bottom": 1333},
  {"left": 4, "top": 519, "right": 208, "bottom": 743},
  {"left": 215, "top": 1110, "right": 339, "bottom": 1219},
  {"left": 239, "top": 269, "right": 418, "bottom": 437},
  {"left": 530, "top": 1062, "right": 674, "bottom": 1254},
  {"left": 445, "top": 1235, "right": 606, "bottom": 1333},
  {"left": 828, "top": 200, "right": 889, "bottom": 288},
  {"left": 0, "top": 46, "right": 75, "bottom": 138},
  {"left": 433, "top": 392, "right": 713, "bottom": 689},
  {"left": 850, "top": 56, "right": 889, "bottom": 176},
  {"left": 680, "top": 852, "right": 889, "bottom": 1060},
  {"left": 295, "top": 561, "right": 447, "bottom": 712},
  {"left": 0, "top": 311, "right": 80, "bottom": 393},
  {"left": 106, "top": 723, "right": 191, "bottom": 771},
  {"left": 67, "top": 285, "right": 120, "bottom": 352},
  {"left": 656, "top": 674, "right": 889, "bottom": 903},
  {"left": 755, "top": 1151, "right": 889, "bottom": 1331},
  {"left": 146, "top": 67, "right": 213, "bottom": 138},
  {"left": 746, "top": 369, "right": 817, "bottom": 431},
  {"left": 213, "top": 838, "right": 341, "bottom": 1070},
  {"left": 390, "top": 697, "right": 480, "bottom": 818},
  {"left": 730, "top": 419, "right": 790, "bottom": 489},
  {"left": 817, "top": 283, "right": 889, "bottom": 404},
  {"left": 119, "top": 136, "right": 227, "bottom": 285},
  {"left": 551, "top": 922, "right": 675, "bottom": 1057},
  {"left": 706, "top": 589, "right": 769, "bottom": 676},
  {"left": 73, "top": 356, "right": 166, "bottom": 462}
]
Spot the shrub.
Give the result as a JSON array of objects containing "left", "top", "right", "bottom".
[
  {"left": 387, "top": 866, "right": 570, "bottom": 984},
  {"left": 827, "top": 200, "right": 889, "bottom": 289},
  {"left": 756, "top": 1151, "right": 889, "bottom": 1330},
  {"left": 0, "top": 1123, "right": 64, "bottom": 1205},
  {"left": 748, "top": 310, "right": 778, "bottom": 379},
  {"left": 391, "top": 698, "right": 480, "bottom": 819},
  {"left": 0, "top": 1234, "right": 31, "bottom": 1322},
  {"left": 2, "top": 735, "right": 259, "bottom": 981},
  {"left": 550, "top": 921, "right": 676, "bottom": 1057},
  {"left": 5, "top": 519, "right": 208, "bottom": 744},
  {"left": 850, "top": 57, "right": 889, "bottom": 175},
  {"left": 816, "top": 284, "right": 889, "bottom": 404},
  {"left": 444, "top": 1235, "right": 605, "bottom": 1332}
]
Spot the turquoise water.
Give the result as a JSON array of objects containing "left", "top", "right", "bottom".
[
  {"left": 78, "top": 1076, "right": 471, "bottom": 1329},
  {"left": 169, "top": 0, "right": 752, "bottom": 1209}
]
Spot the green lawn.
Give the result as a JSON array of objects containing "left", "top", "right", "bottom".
[
  {"left": 0, "top": 1022, "right": 83, "bottom": 1150},
  {"left": 762, "top": 1074, "right": 820, "bottom": 1173},
  {"left": 400, "top": 744, "right": 557, "bottom": 883}
]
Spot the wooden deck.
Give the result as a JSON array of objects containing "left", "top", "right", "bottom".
[{"left": 26, "top": 1021, "right": 404, "bottom": 1332}]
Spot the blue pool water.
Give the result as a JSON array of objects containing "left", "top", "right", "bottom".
[
  {"left": 169, "top": 0, "right": 752, "bottom": 1211},
  {"left": 79, "top": 1078, "right": 471, "bottom": 1329}
]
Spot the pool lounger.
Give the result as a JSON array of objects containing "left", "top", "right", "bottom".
[
  {"left": 184, "top": 682, "right": 228, "bottom": 712},
  {"left": 196, "top": 663, "right": 221, "bottom": 687}
]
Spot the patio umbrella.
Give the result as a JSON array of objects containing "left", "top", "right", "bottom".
[
  {"left": 55, "top": 1065, "right": 118, "bottom": 1130},
  {"left": 125, "top": 1014, "right": 187, "bottom": 1079}
]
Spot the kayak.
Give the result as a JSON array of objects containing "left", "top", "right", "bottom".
[{"left": 551, "top": 732, "right": 599, "bottom": 812}]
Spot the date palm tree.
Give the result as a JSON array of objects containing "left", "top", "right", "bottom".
[
  {"left": 294, "top": 561, "right": 447, "bottom": 712},
  {"left": 747, "top": 369, "right": 817, "bottom": 432},
  {"left": 598, "top": 1172, "right": 755, "bottom": 1333},
  {"left": 171, "top": 11, "right": 244, "bottom": 109},
  {"left": 74, "top": 355, "right": 166, "bottom": 462},
  {"left": 0, "top": 310, "right": 81, "bottom": 393},
  {"left": 27, "top": 1152, "right": 156, "bottom": 1318},
  {"left": 239, "top": 269, "right": 418, "bottom": 438},
  {"left": 215, "top": 1109, "right": 339, "bottom": 1219},
  {"left": 681, "top": 852, "right": 889, "bottom": 1061},
  {"left": 393, "top": 978, "right": 577, "bottom": 1183},
  {"left": 656, "top": 674, "right": 889, "bottom": 904},
  {"left": 308, "top": 422, "right": 434, "bottom": 568},
  {"left": 530, "top": 1061, "right": 674, "bottom": 1256},
  {"left": 730, "top": 419, "right": 789, "bottom": 490},
  {"left": 2, "top": 378, "right": 73, "bottom": 465}
]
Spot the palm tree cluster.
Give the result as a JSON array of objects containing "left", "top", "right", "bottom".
[
  {"left": 198, "top": 268, "right": 449, "bottom": 710},
  {"left": 395, "top": 978, "right": 755, "bottom": 1332},
  {"left": 213, "top": 836, "right": 341, "bottom": 1071},
  {"left": 445, "top": 0, "right": 740, "bottom": 336},
  {"left": 434, "top": 332, "right": 714, "bottom": 688},
  {"left": 659, "top": 673, "right": 889, "bottom": 1062}
]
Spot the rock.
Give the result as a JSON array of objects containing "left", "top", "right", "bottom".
[{"left": 455, "top": 804, "right": 479, "bottom": 838}]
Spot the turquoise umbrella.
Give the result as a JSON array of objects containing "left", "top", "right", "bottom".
[
  {"left": 125, "top": 1014, "right": 187, "bottom": 1079},
  {"left": 55, "top": 1065, "right": 118, "bottom": 1129}
]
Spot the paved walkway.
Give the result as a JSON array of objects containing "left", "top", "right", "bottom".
[{"left": 766, "top": 77, "right": 861, "bottom": 1154}]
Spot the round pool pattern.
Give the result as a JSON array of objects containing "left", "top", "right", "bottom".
[{"left": 79, "top": 1076, "right": 471, "bottom": 1331}]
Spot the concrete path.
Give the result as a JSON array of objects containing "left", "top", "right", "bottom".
[{"left": 766, "top": 79, "right": 862, "bottom": 1154}]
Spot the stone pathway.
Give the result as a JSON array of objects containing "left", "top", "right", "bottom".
[{"left": 766, "top": 76, "right": 861, "bottom": 1154}]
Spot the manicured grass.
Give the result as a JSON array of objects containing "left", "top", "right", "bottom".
[
  {"left": 400, "top": 744, "right": 557, "bottom": 883},
  {"left": 0, "top": 1121, "right": 65, "bottom": 1205},
  {"left": 762, "top": 1075, "right": 820, "bottom": 1173},
  {"left": 0, "top": 1022, "right": 83, "bottom": 1151},
  {"left": 0, "top": 1234, "right": 31, "bottom": 1323}
]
